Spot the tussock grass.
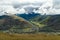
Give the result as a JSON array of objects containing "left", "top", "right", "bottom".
[{"left": 0, "top": 32, "right": 60, "bottom": 40}]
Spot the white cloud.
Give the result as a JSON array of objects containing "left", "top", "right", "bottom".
[
  {"left": 16, "top": 0, "right": 47, "bottom": 3},
  {"left": 17, "top": 8, "right": 26, "bottom": 14},
  {"left": 4, "top": 6, "right": 18, "bottom": 15},
  {"left": 53, "top": 0, "right": 60, "bottom": 9},
  {"left": 0, "top": 0, "right": 60, "bottom": 15}
]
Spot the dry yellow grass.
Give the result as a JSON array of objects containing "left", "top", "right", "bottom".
[{"left": 0, "top": 33, "right": 60, "bottom": 40}]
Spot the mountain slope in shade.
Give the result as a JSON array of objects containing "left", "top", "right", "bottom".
[
  {"left": 16, "top": 12, "right": 40, "bottom": 20},
  {"left": 0, "top": 15, "right": 37, "bottom": 33}
]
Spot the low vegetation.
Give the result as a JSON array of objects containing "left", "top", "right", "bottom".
[
  {"left": 30, "top": 21, "right": 46, "bottom": 28},
  {"left": 0, "top": 32, "right": 60, "bottom": 40}
]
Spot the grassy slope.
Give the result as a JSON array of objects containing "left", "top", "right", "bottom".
[
  {"left": 0, "top": 15, "right": 37, "bottom": 33},
  {"left": 0, "top": 32, "right": 60, "bottom": 40},
  {"left": 29, "top": 15, "right": 47, "bottom": 28},
  {"left": 30, "top": 21, "right": 46, "bottom": 28},
  {"left": 29, "top": 15, "right": 60, "bottom": 32}
]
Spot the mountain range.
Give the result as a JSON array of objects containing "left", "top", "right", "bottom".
[{"left": 0, "top": 13, "right": 60, "bottom": 33}]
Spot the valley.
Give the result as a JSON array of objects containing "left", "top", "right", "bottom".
[{"left": 0, "top": 14, "right": 60, "bottom": 40}]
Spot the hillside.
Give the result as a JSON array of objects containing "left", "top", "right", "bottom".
[
  {"left": 0, "top": 14, "right": 60, "bottom": 33},
  {"left": 0, "top": 15, "right": 37, "bottom": 33},
  {"left": 29, "top": 14, "right": 60, "bottom": 32}
]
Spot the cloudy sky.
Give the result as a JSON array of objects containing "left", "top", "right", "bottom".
[{"left": 0, "top": 0, "right": 60, "bottom": 15}]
